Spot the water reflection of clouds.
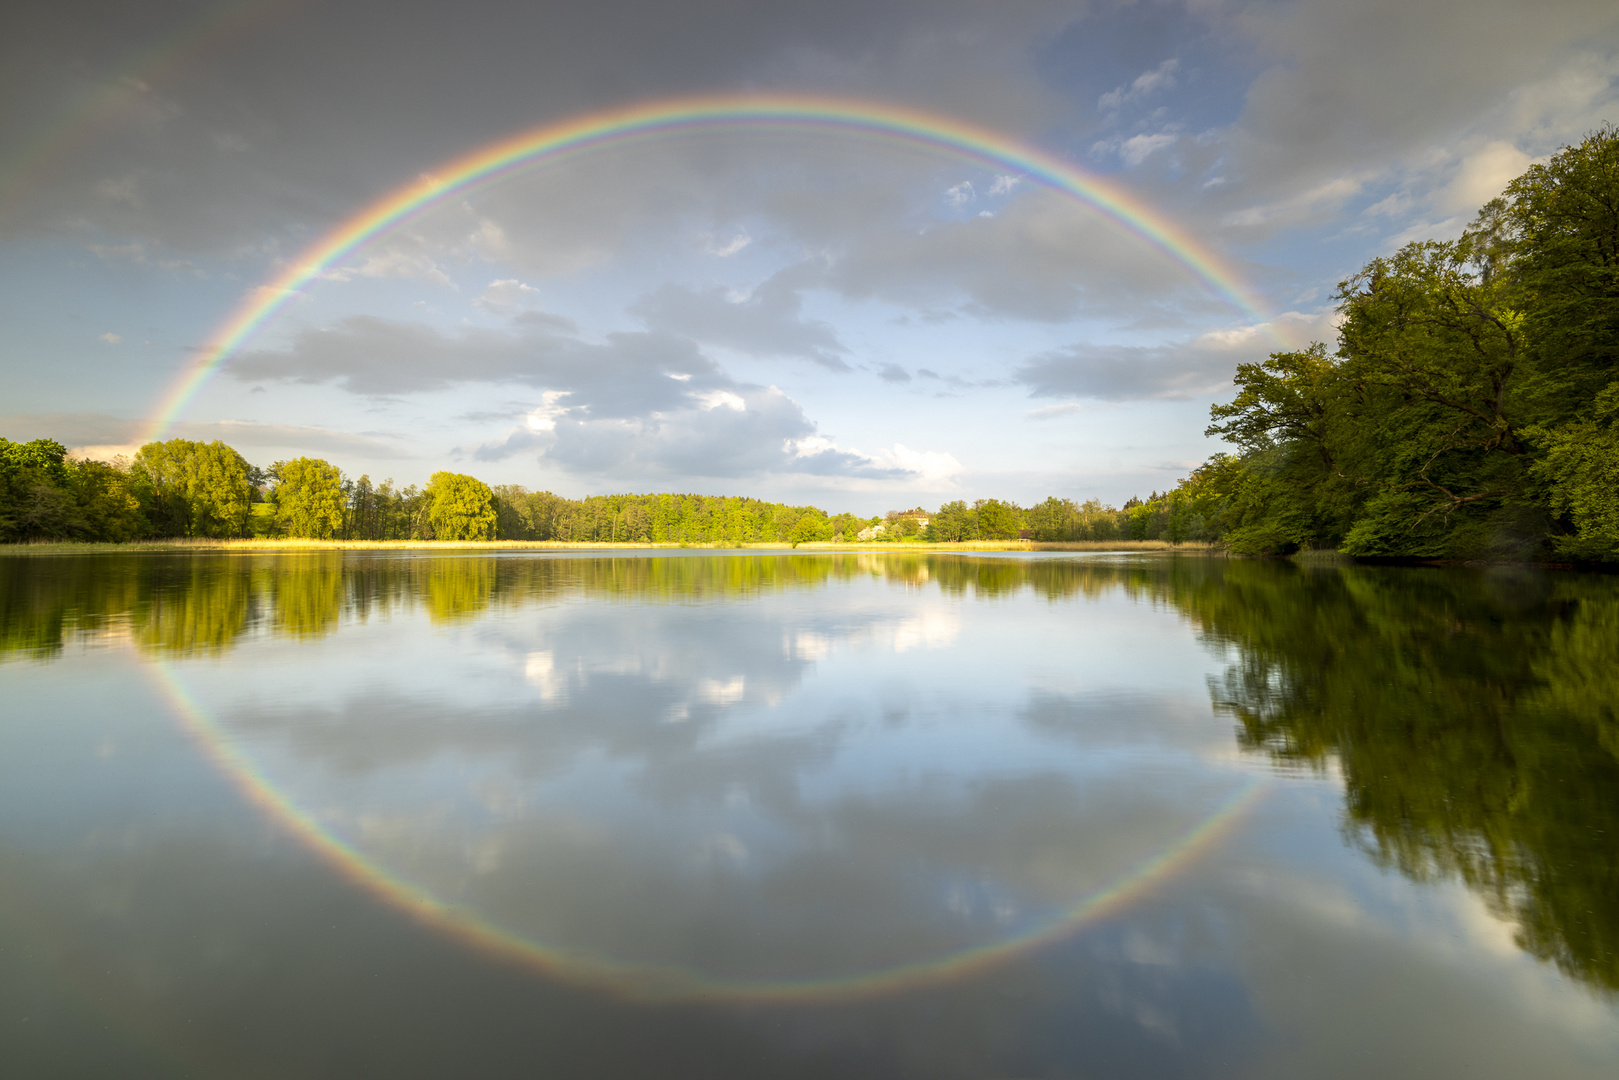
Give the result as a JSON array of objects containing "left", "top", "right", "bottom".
[{"left": 179, "top": 565, "right": 1252, "bottom": 988}]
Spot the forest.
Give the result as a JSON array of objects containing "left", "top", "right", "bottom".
[
  {"left": 3, "top": 127, "right": 1614, "bottom": 559},
  {"left": 1184, "top": 125, "right": 1619, "bottom": 561},
  {"left": 0, "top": 435, "right": 1181, "bottom": 546}
]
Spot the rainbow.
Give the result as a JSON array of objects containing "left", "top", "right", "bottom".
[
  {"left": 140, "top": 93, "right": 1272, "bottom": 445},
  {"left": 149, "top": 658, "right": 1266, "bottom": 1004}
]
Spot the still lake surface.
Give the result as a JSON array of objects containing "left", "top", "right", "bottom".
[{"left": 1, "top": 550, "right": 1616, "bottom": 1078}]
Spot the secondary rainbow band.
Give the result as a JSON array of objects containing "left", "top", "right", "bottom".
[
  {"left": 149, "top": 658, "right": 1266, "bottom": 1004},
  {"left": 140, "top": 92, "right": 1271, "bottom": 444}
]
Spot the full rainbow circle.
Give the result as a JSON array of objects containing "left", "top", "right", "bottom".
[
  {"left": 141, "top": 92, "right": 1272, "bottom": 444},
  {"left": 149, "top": 658, "right": 1267, "bottom": 1004}
]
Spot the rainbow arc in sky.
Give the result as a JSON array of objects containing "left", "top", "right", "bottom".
[{"left": 139, "top": 92, "right": 1273, "bottom": 445}]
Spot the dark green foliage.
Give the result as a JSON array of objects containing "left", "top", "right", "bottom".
[
  {"left": 1192, "top": 125, "right": 1619, "bottom": 562},
  {"left": 0, "top": 438, "right": 147, "bottom": 542},
  {"left": 1181, "top": 560, "right": 1619, "bottom": 993}
]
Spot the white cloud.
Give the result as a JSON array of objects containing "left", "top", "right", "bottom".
[
  {"left": 988, "top": 174, "right": 1022, "bottom": 196},
  {"left": 475, "top": 278, "right": 546, "bottom": 314},
  {"left": 1363, "top": 192, "right": 1413, "bottom": 218},
  {"left": 695, "top": 389, "right": 746, "bottom": 412},
  {"left": 945, "top": 181, "right": 976, "bottom": 208},
  {"left": 525, "top": 390, "right": 573, "bottom": 432},
  {"left": 1119, "top": 131, "right": 1179, "bottom": 167},
  {"left": 1224, "top": 174, "right": 1370, "bottom": 228},
  {"left": 320, "top": 249, "right": 455, "bottom": 288},
  {"left": 1434, "top": 140, "right": 1533, "bottom": 214},
  {"left": 99, "top": 332, "right": 122, "bottom": 344},
  {"left": 1098, "top": 59, "right": 1180, "bottom": 111},
  {"left": 784, "top": 435, "right": 962, "bottom": 485},
  {"left": 868, "top": 443, "right": 964, "bottom": 483},
  {"left": 1025, "top": 402, "right": 1084, "bottom": 420},
  {"left": 703, "top": 230, "right": 752, "bottom": 257}
]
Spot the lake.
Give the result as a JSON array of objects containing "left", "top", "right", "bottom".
[{"left": 2, "top": 550, "right": 1616, "bottom": 1078}]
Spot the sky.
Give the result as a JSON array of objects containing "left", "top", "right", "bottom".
[{"left": 2, "top": 0, "right": 1616, "bottom": 513}]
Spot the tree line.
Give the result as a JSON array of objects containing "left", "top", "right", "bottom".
[
  {"left": 1160, "top": 125, "right": 1619, "bottom": 562},
  {"left": 0, "top": 437, "right": 887, "bottom": 545},
  {"left": 3, "top": 436, "right": 1191, "bottom": 546}
]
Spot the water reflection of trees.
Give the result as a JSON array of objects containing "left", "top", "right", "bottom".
[
  {"left": 4, "top": 551, "right": 1614, "bottom": 992},
  {"left": 0, "top": 552, "right": 1177, "bottom": 659},
  {"left": 1178, "top": 561, "right": 1619, "bottom": 995}
]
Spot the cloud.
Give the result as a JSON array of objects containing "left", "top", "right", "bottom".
[
  {"left": 472, "top": 383, "right": 960, "bottom": 485},
  {"left": 1223, "top": 174, "right": 1371, "bottom": 229},
  {"left": 1118, "top": 131, "right": 1179, "bottom": 167},
  {"left": 629, "top": 267, "right": 850, "bottom": 370},
  {"left": 1015, "top": 310, "right": 1340, "bottom": 402},
  {"left": 319, "top": 248, "right": 454, "bottom": 287},
  {"left": 477, "top": 385, "right": 923, "bottom": 482},
  {"left": 255, "top": 311, "right": 933, "bottom": 484},
  {"left": 865, "top": 443, "right": 964, "bottom": 483},
  {"left": 703, "top": 230, "right": 752, "bottom": 257},
  {"left": 86, "top": 241, "right": 196, "bottom": 272},
  {"left": 1201, "top": 0, "right": 1619, "bottom": 236},
  {"left": 876, "top": 363, "right": 911, "bottom": 383},
  {"left": 1025, "top": 402, "right": 1084, "bottom": 420},
  {"left": 945, "top": 181, "right": 976, "bottom": 208},
  {"left": 522, "top": 390, "right": 572, "bottom": 432},
  {"left": 232, "top": 316, "right": 730, "bottom": 419},
  {"left": 236, "top": 313, "right": 956, "bottom": 482},
  {"left": 1098, "top": 59, "right": 1180, "bottom": 112},
  {"left": 473, "top": 278, "right": 547, "bottom": 315},
  {"left": 823, "top": 188, "right": 1228, "bottom": 324},
  {"left": 1433, "top": 140, "right": 1533, "bottom": 214},
  {"left": 99, "top": 332, "right": 122, "bottom": 344}
]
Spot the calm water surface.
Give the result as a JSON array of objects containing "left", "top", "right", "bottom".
[{"left": 1, "top": 551, "right": 1616, "bottom": 1078}]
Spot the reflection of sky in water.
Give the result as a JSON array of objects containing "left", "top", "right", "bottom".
[
  {"left": 3, "top": 552, "right": 1617, "bottom": 1079},
  {"left": 183, "top": 565, "right": 1246, "bottom": 986}
]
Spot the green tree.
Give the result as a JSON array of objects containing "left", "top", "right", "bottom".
[
  {"left": 926, "top": 500, "right": 977, "bottom": 542},
  {"left": 424, "top": 471, "right": 498, "bottom": 540},
  {"left": 1025, "top": 496, "right": 1075, "bottom": 541},
  {"left": 972, "top": 498, "right": 1024, "bottom": 540},
  {"left": 68, "top": 458, "right": 146, "bottom": 541},
  {"left": 0, "top": 437, "right": 81, "bottom": 541},
  {"left": 132, "top": 439, "right": 254, "bottom": 538},
  {"left": 1195, "top": 125, "right": 1619, "bottom": 562},
  {"left": 272, "top": 457, "right": 348, "bottom": 538},
  {"left": 789, "top": 511, "right": 830, "bottom": 546},
  {"left": 1530, "top": 385, "right": 1619, "bottom": 557}
]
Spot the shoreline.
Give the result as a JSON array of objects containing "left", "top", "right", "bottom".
[{"left": 1, "top": 538, "right": 1213, "bottom": 555}]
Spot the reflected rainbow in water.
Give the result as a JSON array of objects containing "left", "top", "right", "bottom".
[{"left": 150, "top": 658, "right": 1265, "bottom": 1004}]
